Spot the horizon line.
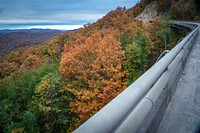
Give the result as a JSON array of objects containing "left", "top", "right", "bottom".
[{"left": 0, "top": 24, "right": 84, "bottom": 31}]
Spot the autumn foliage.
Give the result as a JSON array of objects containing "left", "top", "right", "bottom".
[
  {"left": 0, "top": 0, "right": 195, "bottom": 132},
  {"left": 60, "top": 29, "right": 128, "bottom": 127}
]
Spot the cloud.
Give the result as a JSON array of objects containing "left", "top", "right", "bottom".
[
  {"left": 49, "top": 13, "right": 105, "bottom": 21},
  {"left": 0, "top": 20, "right": 55, "bottom": 24},
  {"left": 0, "top": 0, "right": 136, "bottom": 30},
  {"left": 0, "top": 13, "right": 104, "bottom": 24},
  {"left": 27, "top": 25, "right": 83, "bottom": 30},
  {"left": 0, "top": 0, "right": 135, "bottom": 19}
]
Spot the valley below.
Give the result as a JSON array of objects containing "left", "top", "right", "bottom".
[{"left": 0, "top": 29, "right": 63, "bottom": 51}]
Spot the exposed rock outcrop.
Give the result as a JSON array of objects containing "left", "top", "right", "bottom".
[{"left": 135, "top": 1, "right": 158, "bottom": 24}]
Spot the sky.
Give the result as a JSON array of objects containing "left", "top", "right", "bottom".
[{"left": 0, "top": 0, "right": 137, "bottom": 30}]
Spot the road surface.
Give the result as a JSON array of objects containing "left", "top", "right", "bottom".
[{"left": 157, "top": 25, "right": 200, "bottom": 133}]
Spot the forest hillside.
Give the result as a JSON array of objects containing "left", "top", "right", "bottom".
[{"left": 0, "top": 0, "right": 199, "bottom": 132}]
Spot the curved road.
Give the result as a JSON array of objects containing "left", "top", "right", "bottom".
[{"left": 157, "top": 23, "right": 200, "bottom": 133}]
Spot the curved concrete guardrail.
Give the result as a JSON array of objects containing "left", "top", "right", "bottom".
[{"left": 74, "top": 21, "right": 199, "bottom": 133}]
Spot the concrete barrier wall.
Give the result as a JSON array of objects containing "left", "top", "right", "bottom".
[
  {"left": 138, "top": 27, "right": 199, "bottom": 133},
  {"left": 138, "top": 55, "right": 184, "bottom": 133},
  {"left": 74, "top": 21, "right": 199, "bottom": 133}
]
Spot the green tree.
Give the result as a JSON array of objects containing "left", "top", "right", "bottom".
[
  {"left": 122, "top": 30, "right": 151, "bottom": 84},
  {"left": 31, "top": 73, "right": 73, "bottom": 133},
  {"left": 125, "top": 42, "right": 142, "bottom": 83}
]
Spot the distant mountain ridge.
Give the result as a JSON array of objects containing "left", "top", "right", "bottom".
[
  {"left": 0, "top": 29, "right": 62, "bottom": 35},
  {"left": 0, "top": 29, "right": 64, "bottom": 51}
]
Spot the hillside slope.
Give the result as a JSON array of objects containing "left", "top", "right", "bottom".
[{"left": 0, "top": 1, "right": 192, "bottom": 132}]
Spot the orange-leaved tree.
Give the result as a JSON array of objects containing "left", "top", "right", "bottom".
[{"left": 59, "top": 29, "right": 128, "bottom": 129}]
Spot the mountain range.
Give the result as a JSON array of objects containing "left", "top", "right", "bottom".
[{"left": 0, "top": 29, "right": 63, "bottom": 51}]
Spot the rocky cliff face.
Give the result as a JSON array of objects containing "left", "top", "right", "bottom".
[
  {"left": 135, "top": 1, "right": 158, "bottom": 24},
  {"left": 138, "top": 0, "right": 200, "bottom": 21}
]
